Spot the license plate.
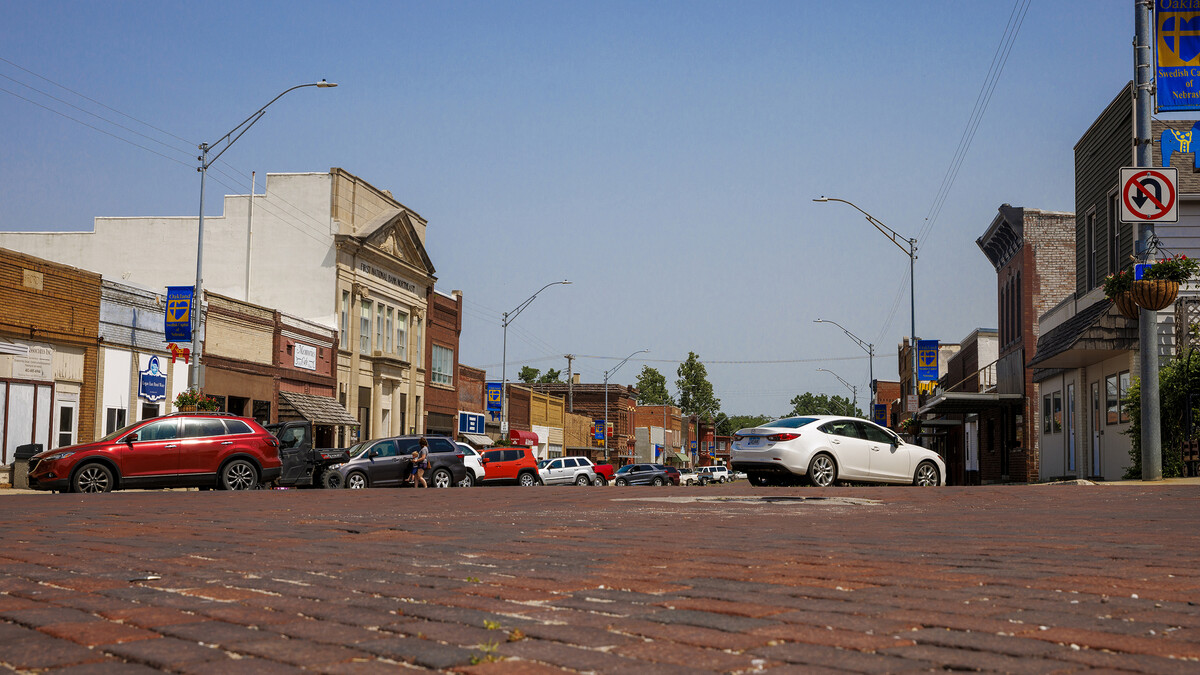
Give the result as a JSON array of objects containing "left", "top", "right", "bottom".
[{"left": 745, "top": 436, "right": 761, "bottom": 447}]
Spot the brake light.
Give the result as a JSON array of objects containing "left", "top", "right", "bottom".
[
  {"left": 456, "top": 453, "right": 464, "bottom": 460},
  {"left": 733, "top": 434, "right": 744, "bottom": 441},
  {"left": 767, "top": 433, "right": 800, "bottom": 442}
]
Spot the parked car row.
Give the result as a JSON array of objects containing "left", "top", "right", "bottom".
[{"left": 22, "top": 409, "right": 787, "bottom": 494}]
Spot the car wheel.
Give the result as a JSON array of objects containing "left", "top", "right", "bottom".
[
  {"left": 518, "top": 472, "right": 537, "bottom": 487},
  {"left": 595, "top": 476, "right": 608, "bottom": 486},
  {"left": 458, "top": 472, "right": 475, "bottom": 487},
  {"left": 430, "top": 468, "right": 453, "bottom": 488},
  {"left": 221, "top": 459, "right": 258, "bottom": 491},
  {"left": 72, "top": 463, "right": 114, "bottom": 493},
  {"left": 614, "top": 477, "right": 628, "bottom": 486},
  {"left": 575, "top": 474, "right": 590, "bottom": 486},
  {"left": 652, "top": 476, "right": 664, "bottom": 486},
  {"left": 913, "top": 461, "right": 940, "bottom": 486},
  {"left": 807, "top": 453, "right": 837, "bottom": 488},
  {"left": 346, "top": 471, "right": 368, "bottom": 489},
  {"left": 320, "top": 469, "right": 343, "bottom": 490}
]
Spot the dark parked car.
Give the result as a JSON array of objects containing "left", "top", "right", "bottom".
[
  {"left": 612, "top": 463, "right": 672, "bottom": 486},
  {"left": 336, "top": 436, "right": 467, "bottom": 489},
  {"left": 27, "top": 412, "right": 282, "bottom": 493},
  {"left": 659, "top": 464, "right": 681, "bottom": 486}
]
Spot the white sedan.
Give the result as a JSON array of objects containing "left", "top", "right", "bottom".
[
  {"left": 455, "top": 443, "right": 486, "bottom": 487},
  {"left": 730, "top": 415, "right": 945, "bottom": 487}
]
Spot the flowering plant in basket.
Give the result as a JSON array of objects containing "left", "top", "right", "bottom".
[
  {"left": 174, "top": 387, "right": 220, "bottom": 411},
  {"left": 1142, "top": 254, "right": 1200, "bottom": 283},
  {"left": 1102, "top": 269, "right": 1133, "bottom": 299}
]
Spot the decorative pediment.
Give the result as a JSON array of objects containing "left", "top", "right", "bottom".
[{"left": 354, "top": 209, "right": 436, "bottom": 277}]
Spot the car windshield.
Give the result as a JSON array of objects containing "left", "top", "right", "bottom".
[
  {"left": 98, "top": 420, "right": 144, "bottom": 443},
  {"left": 345, "top": 442, "right": 370, "bottom": 458},
  {"left": 537, "top": 459, "right": 550, "bottom": 469},
  {"left": 615, "top": 465, "right": 633, "bottom": 474},
  {"left": 762, "top": 417, "right": 819, "bottom": 430}
]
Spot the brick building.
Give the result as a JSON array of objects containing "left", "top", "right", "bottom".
[
  {"left": 423, "top": 290, "right": 462, "bottom": 437},
  {"left": 919, "top": 329, "right": 998, "bottom": 485},
  {"left": 1, "top": 248, "right": 101, "bottom": 465},
  {"left": 530, "top": 383, "right": 637, "bottom": 464},
  {"left": 632, "top": 404, "right": 683, "bottom": 464},
  {"left": 874, "top": 379, "right": 902, "bottom": 429},
  {"left": 972, "top": 205, "right": 1075, "bottom": 482}
]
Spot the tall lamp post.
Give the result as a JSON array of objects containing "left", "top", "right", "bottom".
[
  {"left": 816, "top": 368, "right": 858, "bottom": 416},
  {"left": 813, "top": 197, "right": 917, "bottom": 409},
  {"left": 814, "top": 318, "right": 875, "bottom": 406},
  {"left": 190, "top": 80, "right": 337, "bottom": 389},
  {"left": 604, "top": 349, "right": 649, "bottom": 462},
  {"left": 500, "top": 281, "right": 571, "bottom": 437}
]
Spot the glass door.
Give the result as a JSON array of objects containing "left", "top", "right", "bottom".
[
  {"left": 1091, "top": 381, "right": 1101, "bottom": 477},
  {"left": 1066, "top": 384, "right": 1076, "bottom": 473}
]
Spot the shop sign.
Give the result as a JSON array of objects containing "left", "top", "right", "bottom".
[
  {"left": 486, "top": 383, "right": 502, "bottom": 412},
  {"left": 358, "top": 262, "right": 418, "bottom": 294},
  {"left": 139, "top": 356, "right": 167, "bottom": 402},
  {"left": 293, "top": 343, "right": 317, "bottom": 370},
  {"left": 11, "top": 342, "right": 53, "bottom": 381},
  {"left": 873, "top": 403, "right": 887, "bottom": 426},
  {"left": 165, "top": 286, "right": 193, "bottom": 342},
  {"left": 459, "top": 411, "right": 485, "bottom": 434}
]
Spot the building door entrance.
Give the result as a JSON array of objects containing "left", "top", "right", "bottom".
[
  {"left": 1091, "top": 381, "right": 1101, "bottom": 478},
  {"left": 1066, "top": 384, "right": 1076, "bottom": 474}
]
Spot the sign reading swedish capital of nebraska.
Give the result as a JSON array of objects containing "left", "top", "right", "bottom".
[{"left": 1156, "top": 1, "right": 1200, "bottom": 112}]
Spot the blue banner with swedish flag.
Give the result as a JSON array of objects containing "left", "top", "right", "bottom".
[
  {"left": 165, "top": 286, "right": 193, "bottom": 342},
  {"left": 917, "top": 339, "right": 939, "bottom": 382},
  {"left": 1156, "top": 1, "right": 1200, "bottom": 112}
]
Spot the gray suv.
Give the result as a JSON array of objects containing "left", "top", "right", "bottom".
[{"left": 335, "top": 436, "right": 467, "bottom": 489}]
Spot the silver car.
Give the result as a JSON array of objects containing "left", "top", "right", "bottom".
[
  {"left": 731, "top": 415, "right": 945, "bottom": 487},
  {"left": 538, "top": 456, "right": 599, "bottom": 486}
]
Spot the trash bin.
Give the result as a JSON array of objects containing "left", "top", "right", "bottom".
[{"left": 12, "top": 443, "right": 42, "bottom": 490}]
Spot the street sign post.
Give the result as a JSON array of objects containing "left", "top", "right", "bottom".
[{"left": 1120, "top": 167, "right": 1178, "bottom": 223}]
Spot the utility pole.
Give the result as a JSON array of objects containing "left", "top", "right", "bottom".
[
  {"left": 564, "top": 354, "right": 574, "bottom": 412},
  {"left": 1135, "top": 0, "right": 1162, "bottom": 480}
]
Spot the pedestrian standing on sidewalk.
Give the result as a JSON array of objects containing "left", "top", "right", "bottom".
[{"left": 407, "top": 437, "right": 430, "bottom": 488}]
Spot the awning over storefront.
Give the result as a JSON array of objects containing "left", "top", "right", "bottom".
[
  {"left": 673, "top": 451, "right": 691, "bottom": 464},
  {"left": 508, "top": 429, "right": 538, "bottom": 446},
  {"left": 0, "top": 340, "right": 30, "bottom": 356},
  {"left": 1026, "top": 298, "right": 1138, "bottom": 370},
  {"left": 918, "top": 392, "right": 1024, "bottom": 416},
  {"left": 462, "top": 433, "right": 494, "bottom": 447},
  {"left": 278, "top": 391, "right": 359, "bottom": 426}
]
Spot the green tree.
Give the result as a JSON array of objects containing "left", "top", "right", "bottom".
[
  {"left": 719, "top": 414, "right": 775, "bottom": 436},
  {"left": 788, "top": 392, "right": 861, "bottom": 418},
  {"left": 1123, "top": 347, "right": 1198, "bottom": 479},
  {"left": 518, "top": 366, "right": 541, "bottom": 384},
  {"left": 676, "top": 352, "right": 720, "bottom": 419},
  {"left": 538, "top": 368, "right": 562, "bottom": 383},
  {"left": 635, "top": 366, "right": 674, "bottom": 405}
]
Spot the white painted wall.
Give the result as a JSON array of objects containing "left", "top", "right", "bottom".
[{"left": 0, "top": 172, "right": 339, "bottom": 329}]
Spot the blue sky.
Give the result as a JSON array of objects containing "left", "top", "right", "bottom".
[{"left": 0, "top": 1, "right": 1153, "bottom": 416}]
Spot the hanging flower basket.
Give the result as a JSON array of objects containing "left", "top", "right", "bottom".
[
  {"left": 1111, "top": 291, "right": 1140, "bottom": 320},
  {"left": 1130, "top": 279, "right": 1179, "bottom": 311},
  {"left": 177, "top": 405, "right": 199, "bottom": 412}
]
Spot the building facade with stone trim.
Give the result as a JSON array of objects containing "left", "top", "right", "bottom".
[{"left": 1, "top": 249, "right": 101, "bottom": 467}]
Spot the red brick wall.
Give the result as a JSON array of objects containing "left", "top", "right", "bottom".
[
  {"left": 458, "top": 364, "right": 485, "bottom": 414},
  {"left": 424, "top": 291, "right": 462, "bottom": 427}
]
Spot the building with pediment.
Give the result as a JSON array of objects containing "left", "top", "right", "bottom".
[{"left": 0, "top": 168, "right": 439, "bottom": 442}]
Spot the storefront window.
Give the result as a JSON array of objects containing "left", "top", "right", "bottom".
[
  {"left": 1119, "top": 371, "right": 1130, "bottom": 423},
  {"left": 1052, "top": 392, "right": 1062, "bottom": 434},
  {"left": 1042, "top": 394, "right": 1051, "bottom": 434},
  {"left": 1106, "top": 374, "right": 1119, "bottom": 425},
  {"left": 360, "top": 299, "right": 371, "bottom": 355},
  {"left": 340, "top": 290, "right": 349, "bottom": 350},
  {"left": 396, "top": 311, "right": 408, "bottom": 360},
  {"left": 385, "top": 307, "right": 393, "bottom": 353}
]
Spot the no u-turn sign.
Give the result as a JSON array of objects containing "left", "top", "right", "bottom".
[{"left": 1120, "top": 167, "right": 1178, "bottom": 223}]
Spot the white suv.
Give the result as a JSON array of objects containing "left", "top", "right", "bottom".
[
  {"left": 538, "top": 456, "right": 599, "bottom": 486},
  {"left": 697, "top": 465, "right": 731, "bottom": 483},
  {"left": 455, "top": 443, "right": 486, "bottom": 487}
]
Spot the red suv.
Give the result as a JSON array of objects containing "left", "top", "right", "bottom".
[
  {"left": 480, "top": 446, "right": 541, "bottom": 486},
  {"left": 27, "top": 412, "right": 281, "bottom": 493}
]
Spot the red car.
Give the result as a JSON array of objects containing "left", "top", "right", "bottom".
[
  {"left": 27, "top": 412, "right": 281, "bottom": 493},
  {"left": 660, "top": 465, "right": 682, "bottom": 486},
  {"left": 480, "top": 446, "right": 542, "bottom": 486}
]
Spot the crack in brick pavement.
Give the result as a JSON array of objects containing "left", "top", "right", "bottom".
[{"left": 0, "top": 483, "right": 1196, "bottom": 673}]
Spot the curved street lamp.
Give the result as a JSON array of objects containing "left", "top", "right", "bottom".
[
  {"left": 604, "top": 349, "right": 650, "bottom": 462},
  {"left": 814, "top": 318, "right": 875, "bottom": 405},
  {"left": 500, "top": 280, "right": 571, "bottom": 436},
  {"left": 190, "top": 80, "right": 337, "bottom": 388},
  {"left": 816, "top": 367, "right": 858, "bottom": 416},
  {"left": 813, "top": 196, "right": 917, "bottom": 408}
]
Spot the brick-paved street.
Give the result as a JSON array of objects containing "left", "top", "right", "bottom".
[{"left": 0, "top": 482, "right": 1197, "bottom": 673}]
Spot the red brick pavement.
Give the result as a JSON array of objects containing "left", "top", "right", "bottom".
[{"left": 0, "top": 483, "right": 1197, "bottom": 673}]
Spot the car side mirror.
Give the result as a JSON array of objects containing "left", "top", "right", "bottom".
[
  {"left": 368, "top": 449, "right": 380, "bottom": 458},
  {"left": 124, "top": 433, "right": 138, "bottom": 443},
  {"left": 481, "top": 457, "right": 490, "bottom": 464}
]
